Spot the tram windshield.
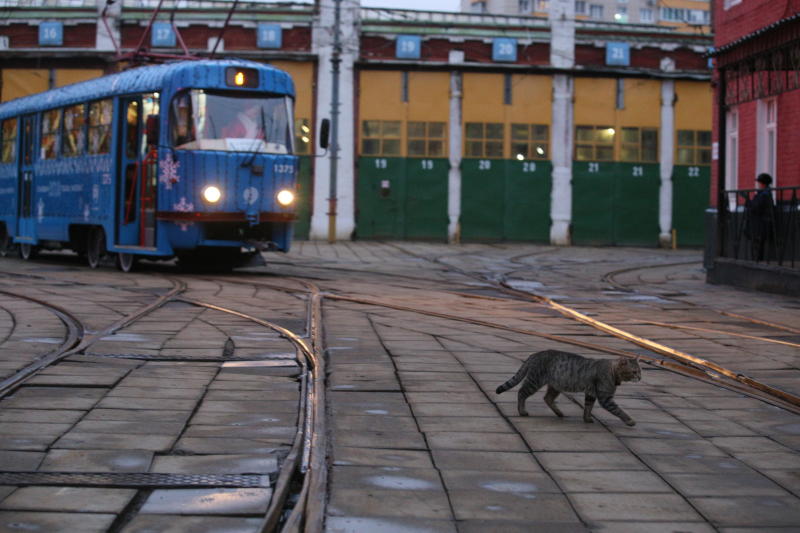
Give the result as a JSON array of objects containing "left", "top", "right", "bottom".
[{"left": 171, "top": 90, "right": 293, "bottom": 154}]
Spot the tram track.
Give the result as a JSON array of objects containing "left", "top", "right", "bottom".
[{"left": 0, "top": 268, "right": 328, "bottom": 532}]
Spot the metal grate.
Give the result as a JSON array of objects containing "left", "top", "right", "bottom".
[{"left": 0, "top": 472, "right": 270, "bottom": 488}]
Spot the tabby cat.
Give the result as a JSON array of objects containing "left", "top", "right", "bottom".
[{"left": 495, "top": 350, "right": 641, "bottom": 426}]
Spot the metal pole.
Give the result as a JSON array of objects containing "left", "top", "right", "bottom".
[{"left": 328, "top": 0, "right": 342, "bottom": 243}]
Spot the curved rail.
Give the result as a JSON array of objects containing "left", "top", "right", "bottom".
[
  {"left": 0, "top": 278, "right": 185, "bottom": 398},
  {"left": 180, "top": 292, "right": 327, "bottom": 533}
]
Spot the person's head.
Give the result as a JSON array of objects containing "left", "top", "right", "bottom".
[{"left": 756, "top": 173, "right": 772, "bottom": 188}]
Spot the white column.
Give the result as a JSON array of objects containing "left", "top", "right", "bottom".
[
  {"left": 659, "top": 78, "right": 675, "bottom": 248},
  {"left": 96, "top": 0, "right": 120, "bottom": 52},
  {"left": 448, "top": 70, "right": 463, "bottom": 243},
  {"left": 550, "top": 75, "right": 574, "bottom": 245},
  {"left": 310, "top": 0, "right": 359, "bottom": 240},
  {"left": 549, "top": 0, "right": 575, "bottom": 245}
]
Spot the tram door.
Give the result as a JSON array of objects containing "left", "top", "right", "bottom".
[
  {"left": 16, "top": 115, "right": 36, "bottom": 242},
  {"left": 117, "top": 96, "right": 158, "bottom": 247}
]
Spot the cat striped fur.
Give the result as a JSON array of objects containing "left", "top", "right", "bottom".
[{"left": 495, "top": 350, "right": 641, "bottom": 426}]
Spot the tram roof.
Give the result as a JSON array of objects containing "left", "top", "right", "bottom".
[{"left": 0, "top": 59, "right": 295, "bottom": 120}]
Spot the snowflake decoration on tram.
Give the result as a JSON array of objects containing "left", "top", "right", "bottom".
[
  {"left": 173, "top": 196, "right": 195, "bottom": 232},
  {"left": 159, "top": 157, "right": 181, "bottom": 190}
]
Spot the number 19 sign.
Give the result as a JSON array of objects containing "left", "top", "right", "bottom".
[
  {"left": 257, "top": 24, "right": 282, "bottom": 49},
  {"left": 396, "top": 35, "right": 421, "bottom": 59}
]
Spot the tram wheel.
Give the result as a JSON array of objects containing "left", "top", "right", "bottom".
[
  {"left": 87, "top": 228, "right": 106, "bottom": 269},
  {"left": 18, "top": 243, "right": 37, "bottom": 261},
  {"left": 0, "top": 227, "right": 14, "bottom": 257},
  {"left": 116, "top": 252, "right": 136, "bottom": 273}
]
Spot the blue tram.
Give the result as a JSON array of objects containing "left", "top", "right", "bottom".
[{"left": 0, "top": 59, "right": 308, "bottom": 271}]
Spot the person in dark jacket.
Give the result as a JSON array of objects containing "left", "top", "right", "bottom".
[{"left": 745, "top": 173, "right": 775, "bottom": 261}]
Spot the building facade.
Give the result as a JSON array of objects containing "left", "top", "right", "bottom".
[
  {"left": 462, "top": 0, "right": 711, "bottom": 32},
  {"left": 0, "top": 0, "right": 713, "bottom": 246},
  {"left": 707, "top": 0, "right": 800, "bottom": 292}
]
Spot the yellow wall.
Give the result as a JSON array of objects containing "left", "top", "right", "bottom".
[
  {"left": 55, "top": 69, "right": 103, "bottom": 88},
  {"left": 505, "top": 74, "right": 551, "bottom": 125},
  {"left": 358, "top": 70, "right": 450, "bottom": 157},
  {"left": 574, "top": 77, "right": 616, "bottom": 125},
  {"left": 675, "top": 80, "right": 713, "bottom": 131},
  {"left": 463, "top": 73, "right": 504, "bottom": 124},
  {"left": 269, "top": 61, "right": 314, "bottom": 120},
  {"left": 1, "top": 69, "right": 49, "bottom": 103},
  {"left": 619, "top": 79, "right": 660, "bottom": 128}
]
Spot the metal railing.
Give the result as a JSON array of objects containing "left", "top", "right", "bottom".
[{"left": 719, "top": 186, "right": 800, "bottom": 269}]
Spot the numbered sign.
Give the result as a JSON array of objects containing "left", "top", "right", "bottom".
[
  {"left": 396, "top": 35, "right": 421, "bottom": 59},
  {"left": 606, "top": 42, "right": 630, "bottom": 66},
  {"left": 39, "top": 22, "right": 63, "bottom": 46},
  {"left": 257, "top": 23, "right": 282, "bottom": 49},
  {"left": 151, "top": 22, "right": 176, "bottom": 47},
  {"left": 492, "top": 38, "right": 517, "bottom": 62}
]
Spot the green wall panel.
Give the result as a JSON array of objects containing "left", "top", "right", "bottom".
[
  {"left": 572, "top": 161, "right": 659, "bottom": 246},
  {"left": 505, "top": 160, "right": 552, "bottom": 242},
  {"left": 356, "top": 157, "right": 448, "bottom": 240},
  {"left": 293, "top": 156, "right": 312, "bottom": 240},
  {"left": 672, "top": 165, "right": 710, "bottom": 247},
  {"left": 461, "top": 159, "right": 505, "bottom": 240},
  {"left": 461, "top": 159, "right": 552, "bottom": 242}
]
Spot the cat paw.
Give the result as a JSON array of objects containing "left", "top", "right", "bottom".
[
  {"left": 625, "top": 419, "right": 636, "bottom": 427},
  {"left": 518, "top": 411, "right": 529, "bottom": 417},
  {"left": 583, "top": 417, "right": 594, "bottom": 423}
]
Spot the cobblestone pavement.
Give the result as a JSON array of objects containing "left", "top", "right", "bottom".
[
  {"left": 0, "top": 243, "right": 798, "bottom": 532},
  {"left": 277, "top": 242, "right": 800, "bottom": 533}
]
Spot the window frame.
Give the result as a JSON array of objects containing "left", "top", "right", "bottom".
[
  {"left": 1, "top": 117, "right": 18, "bottom": 164},
  {"left": 620, "top": 126, "right": 658, "bottom": 163},
  {"left": 361, "top": 119, "right": 402, "bottom": 157},
  {"left": 464, "top": 121, "right": 504, "bottom": 159},
  {"left": 62, "top": 103, "right": 87, "bottom": 158},
  {"left": 88, "top": 99, "right": 113, "bottom": 155},
  {"left": 574, "top": 125, "right": 615, "bottom": 161},
  {"left": 407, "top": 121, "right": 447, "bottom": 158},
  {"left": 510, "top": 123, "right": 549, "bottom": 161}
]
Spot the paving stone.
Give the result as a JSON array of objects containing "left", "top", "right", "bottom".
[
  {"left": 425, "top": 431, "right": 528, "bottom": 452},
  {"left": 54, "top": 432, "right": 176, "bottom": 452},
  {"left": 409, "top": 403, "right": 500, "bottom": 417},
  {"left": 70, "top": 420, "right": 186, "bottom": 435},
  {"left": 448, "top": 490, "right": 580, "bottom": 522},
  {"left": 173, "top": 437, "right": 287, "bottom": 455},
  {"left": 0, "top": 435, "right": 57, "bottom": 451},
  {"left": 710, "top": 436, "right": 793, "bottom": 454},
  {"left": 732, "top": 452, "right": 800, "bottom": 470},
  {"left": 570, "top": 493, "right": 704, "bottom": 522},
  {"left": 325, "top": 516, "right": 457, "bottom": 533},
  {"left": 83, "top": 409, "right": 192, "bottom": 423},
  {"left": 26, "top": 374, "right": 123, "bottom": 387},
  {"left": 1, "top": 388, "right": 105, "bottom": 410},
  {"left": 524, "top": 431, "right": 626, "bottom": 452},
  {"left": 549, "top": 469, "right": 673, "bottom": 493},
  {"left": 0, "top": 451, "right": 43, "bottom": 471},
  {"left": 332, "top": 415, "right": 418, "bottom": 433},
  {"left": 0, "top": 422, "right": 73, "bottom": 438},
  {"left": 690, "top": 496, "right": 800, "bottom": 527},
  {"left": 120, "top": 515, "right": 264, "bottom": 533},
  {"left": 457, "top": 520, "right": 589, "bottom": 533},
  {"left": 439, "top": 470, "right": 561, "bottom": 494},
  {"left": 39, "top": 449, "right": 153, "bottom": 472},
  {"left": 331, "top": 447, "right": 434, "bottom": 469},
  {"left": 196, "top": 400, "right": 298, "bottom": 414},
  {"left": 536, "top": 452, "right": 646, "bottom": 471},
  {"left": 620, "top": 437, "right": 729, "bottom": 456},
  {"left": 0, "top": 512, "right": 116, "bottom": 533},
  {"left": 150, "top": 454, "right": 278, "bottom": 474},
  {"left": 0, "top": 409, "right": 85, "bottom": 424},
  {"left": 331, "top": 466, "right": 444, "bottom": 492},
  {"left": 638, "top": 454, "right": 757, "bottom": 474},
  {"left": 586, "top": 522, "right": 714, "bottom": 533},
  {"left": 106, "top": 387, "right": 206, "bottom": 400},
  {"left": 333, "top": 429, "right": 427, "bottom": 450},
  {"left": 431, "top": 450, "right": 543, "bottom": 473},
  {"left": 329, "top": 401, "right": 413, "bottom": 417},
  {"left": 0, "top": 487, "right": 136, "bottom": 513},
  {"left": 327, "top": 488, "right": 452, "bottom": 519},
  {"left": 97, "top": 397, "right": 197, "bottom": 410},
  {"left": 415, "top": 416, "right": 512, "bottom": 433},
  {"left": 662, "top": 472, "right": 791, "bottom": 497},
  {"left": 140, "top": 488, "right": 272, "bottom": 515}
]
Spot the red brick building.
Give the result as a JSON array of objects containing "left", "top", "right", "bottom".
[{"left": 708, "top": 0, "right": 800, "bottom": 292}]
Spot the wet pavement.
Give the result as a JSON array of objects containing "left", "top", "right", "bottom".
[{"left": 0, "top": 242, "right": 799, "bottom": 532}]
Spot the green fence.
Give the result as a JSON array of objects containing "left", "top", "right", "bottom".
[
  {"left": 356, "top": 157, "right": 449, "bottom": 240},
  {"left": 460, "top": 159, "right": 552, "bottom": 242},
  {"left": 572, "top": 161, "right": 660, "bottom": 246},
  {"left": 672, "top": 164, "right": 710, "bottom": 247}
]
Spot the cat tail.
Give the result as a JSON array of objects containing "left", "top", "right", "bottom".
[{"left": 495, "top": 355, "right": 533, "bottom": 394}]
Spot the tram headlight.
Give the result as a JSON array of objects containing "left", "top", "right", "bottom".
[
  {"left": 276, "top": 189, "right": 295, "bottom": 207},
  {"left": 203, "top": 186, "right": 222, "bottom": 204}
]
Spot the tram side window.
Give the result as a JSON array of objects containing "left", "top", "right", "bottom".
[
  {"left": 88, "top": 100, "right": 112, "bottom": 155},
  {"left": 676, "top": 130, "right": 711, "bottom": 165},
  {"left": 408, "top": 122, "right": 446, "bottom": 158},
  {"left": 41, "top": 109, "right": 62, "bottom": 160},
  {"left": 295, "top": 118, "right": 311, "bottom": 155},
  {"left": 63, "top": 104, "right": 87, "bottom": 158},
  {"left": 465, "top": 122, "right": 503, "bottom": 159},
  {"left": 1, "top": 118, "right": 17, "bottom": 164},
  {"left": 575, "top": 125, "right": 615, "bottom": 161},
  {"left": 511, "top": 123, "right": 548, "bottom": 160},
  {"left": 620, "top": 127, "right": 658, "bottom": 163},
  {"left": 361, "top": 120, "right": 401, "bottom": 156}
]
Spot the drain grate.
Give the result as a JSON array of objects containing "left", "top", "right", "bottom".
[{"left": 0, "top": 472, "right": 270, "bottom": 488}]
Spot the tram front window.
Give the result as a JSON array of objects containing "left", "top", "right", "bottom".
[{"left": 171, "top": 90, "right": 293, "bottom": 154}]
